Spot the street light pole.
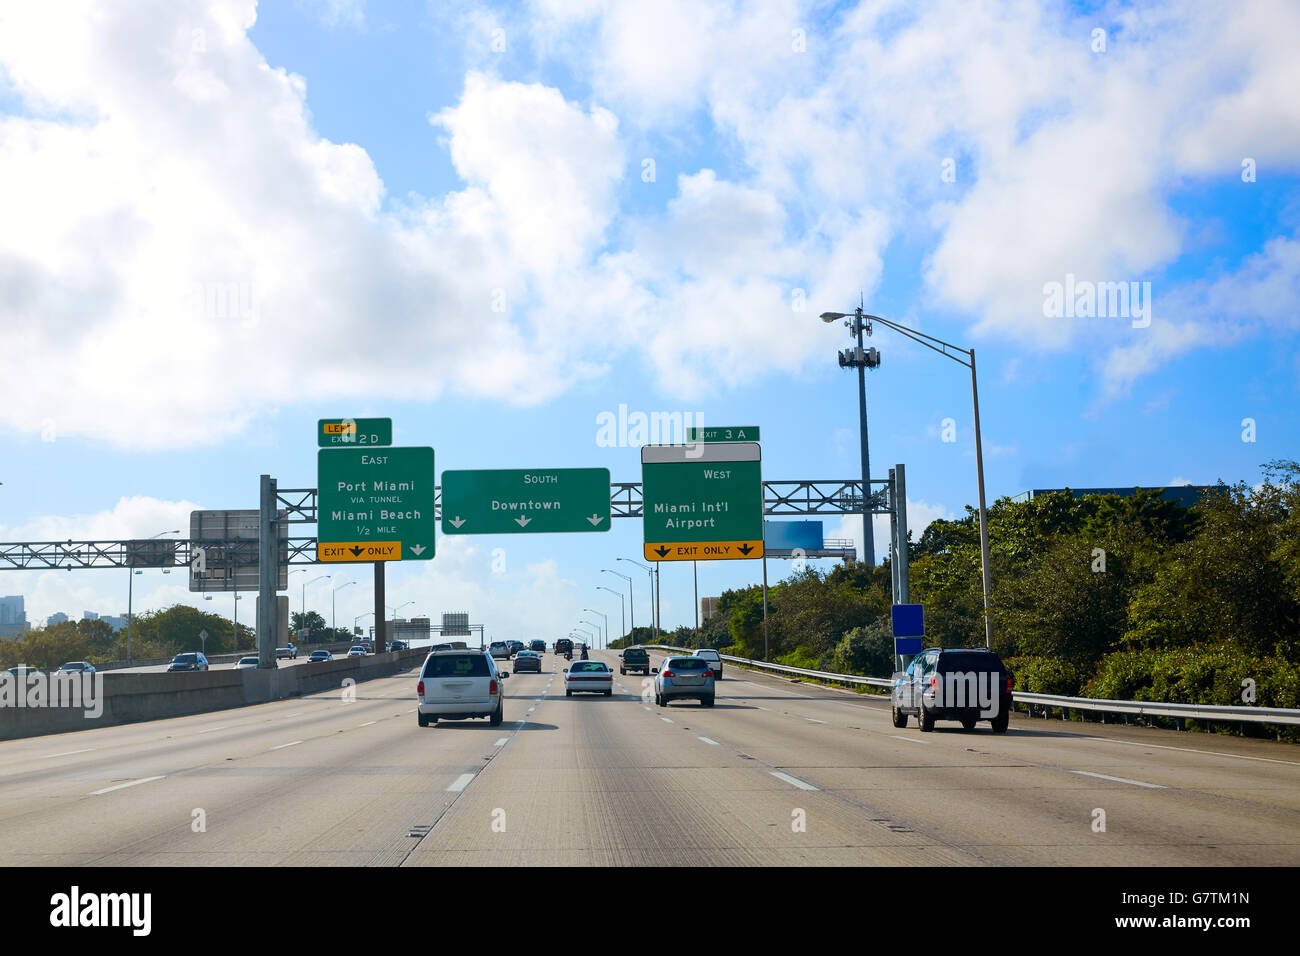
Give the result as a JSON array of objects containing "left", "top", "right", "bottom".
[
  {"left": 583, "top": 610, "right": 606, "bottom": 649},
  {"left": 602, "top": 569, "right": 634, "bottom": 644},
  {"left": 333, "top": 580, "right": 355, "bottom": 642},
  {"left": 821, "top": 308, "right": 995, "bottom": 648},
  {"left": 597, "top": 586, "right": 625, "bottom": 645},
  {"left": 125, "top": 529, "right": 178, "bottom": 665},
  {"left": 618, "top": 558, "right": 656, "bottom": 641}
]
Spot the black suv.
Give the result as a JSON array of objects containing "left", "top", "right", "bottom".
[{"left": 892, "top": 647, "right": 1013, "bottom": 733}]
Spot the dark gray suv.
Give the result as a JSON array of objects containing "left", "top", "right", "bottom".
[{"left": 892, "top": 648, "right": 1012, "bottom": 733}]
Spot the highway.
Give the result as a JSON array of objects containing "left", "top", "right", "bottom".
[{"left": 0, "top": 649, "right": 1296, "bottom": 866}]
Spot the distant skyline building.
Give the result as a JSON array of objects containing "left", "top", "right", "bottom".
[
  {"left": 0, "top": 595, "right": 28, "bottom": 639},
  {"left": 46, "top": 611, "right": 69, "bottom": 626}
]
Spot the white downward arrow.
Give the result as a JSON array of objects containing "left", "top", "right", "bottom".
[
  {"left": 410, "top": 544, "right": 426, "bottom": 556},
  {"left": 515, "top": 515, "right": 531, "bottom": 527},
  {"left": 587, "top": 514, "right": 604, "bottom": 526},
  {"left": 449, "top": 516, "right": 465, "bottom": 528}
]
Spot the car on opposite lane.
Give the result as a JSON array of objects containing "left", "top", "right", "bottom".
[
  {"left": 57, "top": 661, "right": 96, "bottom": 675},
  {"left": 416, "top": 648, "right": 508, "bottom": 727},
  {"left": 308, "top": 649, "right": 332, "bottom": 662},
  {"left": 693, "top": 648, "right": 723, "bottom": 680},
  {"left": 347, "top": 645, "right": 368, "bottom": 658},
  {"left": 653, "top": 656, "right": 715, "bottom": 707},
  {"left": 234, "top": 656, "right": 259, "bottom": 670},
  {"left": 564, "top": 660, "right": 613, "bottom": 696},
  {"left": 166, "top": 652, "right": 209, "bottom": 672},
  {"left": 512, "top": 650, "right": 543, "bottom": 674}
]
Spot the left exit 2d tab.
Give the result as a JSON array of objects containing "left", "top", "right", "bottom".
[{"left": 316, "top": 446, "right": 435, "bottom": 561}]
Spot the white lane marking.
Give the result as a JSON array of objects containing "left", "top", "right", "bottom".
[
  {"left": 1078, "top": 736, "right": 1300, "bottom": 767},
  {"left": 515, "top": 720, "right": 525, "bottom": 729},
  {"left": 447, "top": 773, "right": 476, "bottom": 792},
  {"left": 493, "top": 737, "right": 509, "bottom": 747},
  {"left": 755, "top": 706, "right": 769, "bottom": 711},
  {"left": 888, "top": 734, "right": 933, "bottom": 744},
  {"left": 805, "top": 718, "right": 827, "bottom": 724},
  {"left": 90, "top": 775, "right": 166, "bottom": 796},
  {"left": 642, "top": 706, "right": 651, "bottom": 712},
  {"left": 285, "top": 713, "right": 300, "bottom": 717},
  {"left": 43, "top": 748, "right": 94, "bottom": 758},
  {"left": 527, "top": 707, "right": 535, "bottom": 713},
  {"left": 698, "top": 736, "right": 719, "bottom": 745},
  {"left": 770, "top": 771, "right": 819, "bottom": 791},
  {"left": 271, "top": 740, "right": 303, "bottom": 750},
  {"left": 661, "top": 717, "right": 673, "bottom": 723},
  {"left": 360, "top": 721, "right": 377, "bottom": 727},
  {"left": 197, "top": 726, "right": 229, "bottom": 734},
  {"left": 1070, "top": 770, "right": 1166, "bottom": 789}
]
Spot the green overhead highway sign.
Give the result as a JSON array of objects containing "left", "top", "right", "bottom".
[
  {"left": 642, "top": 443, "right": 763, "bottom": 561},
  {"left": 317, "top": 446, "right": 435, "bottom": 561},
  {"left": 441, "top": 468, "right": 611, "bottom": 534},
  {"left": 685, "top": 425, "right": 760, "bottom": 442},
  {"left": 318, "top": 417, "right": 393, "bottom": 447}
]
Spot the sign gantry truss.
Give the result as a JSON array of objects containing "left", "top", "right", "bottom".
[{"left": 0, "top": 479, "right": 896, "bottom": 570}]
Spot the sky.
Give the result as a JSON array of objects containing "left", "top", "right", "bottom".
[{"left": 1, "top": 0, "right": 1298, "bottom": 642}]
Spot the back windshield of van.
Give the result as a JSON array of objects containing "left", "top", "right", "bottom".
[{"left": 423, "top": 654, "right": 491, "bottom": 678}]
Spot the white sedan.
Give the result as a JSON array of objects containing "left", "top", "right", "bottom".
[
  {"left": 233, "top": 656, "right": 259, "bottom": 670},
  {"left": 564, "top": 660, "right": 613, "bottom": 697}
]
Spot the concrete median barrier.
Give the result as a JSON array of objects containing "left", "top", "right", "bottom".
[{"left": 0, "top": 648, "right": 428, "bottom": 741}]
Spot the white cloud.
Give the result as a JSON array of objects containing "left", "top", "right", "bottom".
[{"left": 833, "top": 496, "right": 951, "bottom": 564}]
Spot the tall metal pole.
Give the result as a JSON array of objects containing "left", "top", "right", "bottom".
[
  {"left": 855, "top": 308, "right": 875, "bottom": 568},
  {"left": 693, "top": 561, "right": 698, "bottom": 631},
  {"left": 969, "top": 349, "right": 994, "bottom": 649},
  {"left": 257, "top": 474, "right": 277, "bottom": 669},
  {"left": 654, "top": 563, "right": 661, "bottom": 640},
  {"left": 895, "top": 463, "right": 910, "bottom": 604},
  {"left": 126, "top": 567, "right": 133, "bottom": 665},
  {"left": 373, "top": 561, "right": 386, "bottom": 653},
  {"left": 602, "top": 570, "right": 634, "bottom": 644},
  {"left": 761, "top": 551, "right": 769, "bottom": 661}
]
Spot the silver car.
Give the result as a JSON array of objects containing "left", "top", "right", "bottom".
[{"left": 652, "top": 656, "right": 715, "bottom": 707}]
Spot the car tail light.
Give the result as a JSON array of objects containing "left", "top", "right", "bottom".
[
  {"left": 662, "top": 670, "right": 675, "bottom": 678},
  {"left": 1005, "top": 676, "right": 1013, "bottom": 693},
  {"left": 489, "top": 679, "right": 498, "bottom": 695},
  {"left": 417, "top": 681, "right": 424, "bottom": 696}
]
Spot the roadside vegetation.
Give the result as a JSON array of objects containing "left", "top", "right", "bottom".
[{"left": 616, "top": 459, "right": 1300, "bottom": 737}]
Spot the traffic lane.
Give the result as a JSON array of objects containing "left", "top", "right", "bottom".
[
  {"left": 630, "top": 669, "right": 1300, "bottom": 865},
  {"left": 631, "top": 649, "right": 1300, "bottom": 805},
  {"left": 0, "top": 660, "right": 427, "bottom": 796},
  {"left": 404, "top": 659, "right": 983, "bottom": 866},
  {"left": 108, "top": 653, "right": 360, "bottom": 674},
  {"left": 0, "top": 668, "right": 547, "bottom": 865}
]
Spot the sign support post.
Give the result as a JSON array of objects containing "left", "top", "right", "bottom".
[
  {"left": 374, "top": 560, "right": 385, "bottom": 654},
  {"left": 257, "top": 474, "right": 277, "bottom": 669}
]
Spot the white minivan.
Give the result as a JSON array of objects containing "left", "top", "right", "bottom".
[
  {"left": 693, "top": 648, "right": 723, "bottom": 680},
  {"left": 416, "top": 648, "right": 509, "bottom": 727}
]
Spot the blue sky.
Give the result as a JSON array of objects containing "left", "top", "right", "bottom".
[{"left": 1, "top": 0, "right": 1298, "bottom": 640}]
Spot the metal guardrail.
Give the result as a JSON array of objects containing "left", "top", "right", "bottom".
[{"left": 638, "top": 646, "right": 1300, "bottom": 726}]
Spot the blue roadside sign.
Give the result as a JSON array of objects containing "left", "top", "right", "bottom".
[{"left": 892, "top": 603, "right": 924, "bottom": 655}]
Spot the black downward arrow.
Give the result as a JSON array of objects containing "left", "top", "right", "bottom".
[
  {"left": 655, "top": 547, "right": 671, "bottom": 558},
  {"left": 737, "top": 543, "right": 753, "bottom": 555},
  {"left": 349, "top": 546, "right": 364, "bottom": 556}
]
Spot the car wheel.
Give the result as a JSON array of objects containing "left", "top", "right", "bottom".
[
  {"left": 891, "top": 705, "right": 907, "bottom": 728},
  {"left": 991, "top": 710, "right": 1009, "bottom": 734},
  {"left": 701, "top": 696, "right": 714, "bottom": 707},
  {"left": 566, "top": 689, "right": 573, "bottom": 697},
  {"left": 918, "top": 704, "right": 935, "bottom": 732},
  {"left": 417, "top": 713, "right": 430, "bottom": 728},
  {"left": 961, "top": 716, "right": 977, "bottom": 731},
  {"left": 605, "top": 689, "right": 612, "bottom": 696},
  {"left": 490, "top": 701, "right": 503, "bottom": 727},
  {"left": 620, "top": 668, "right": 625, "bottom": 675}
]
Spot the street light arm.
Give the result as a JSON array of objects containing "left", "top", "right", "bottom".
[{"left": 862, "top": 313, "right": 972, "bottom": 368}]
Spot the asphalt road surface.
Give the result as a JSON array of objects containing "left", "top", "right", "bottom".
[{"left": 1, "top": 650, "right": 1296, "bottom": 865}]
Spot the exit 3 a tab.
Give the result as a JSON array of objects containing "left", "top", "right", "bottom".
[
  {"left": 318, "top": 541, "right": 401, "bottom": 562},
  {"left": 644, "top": 540, "right": 764, "bottom": 561}
]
